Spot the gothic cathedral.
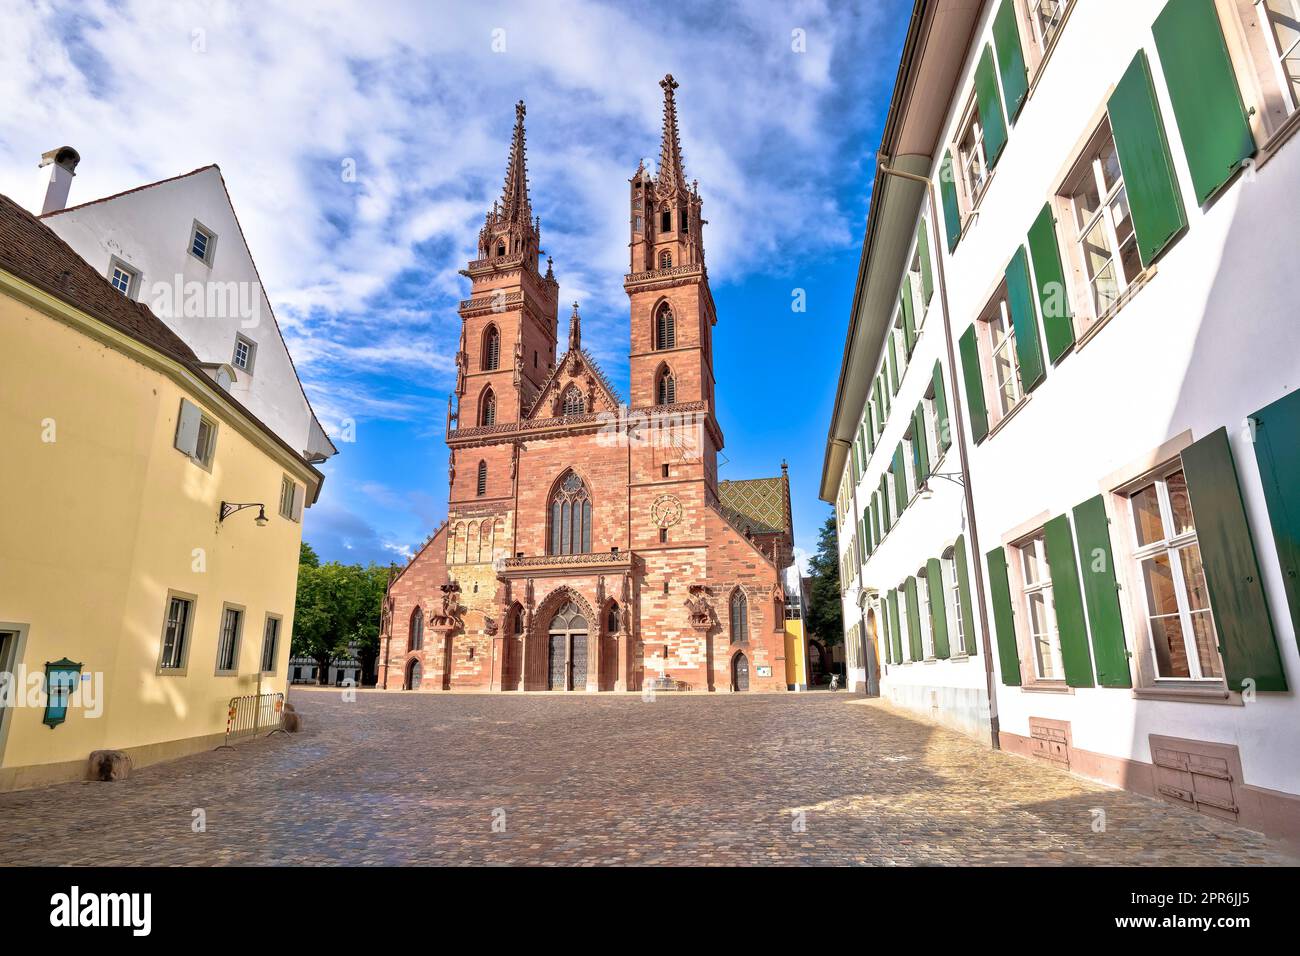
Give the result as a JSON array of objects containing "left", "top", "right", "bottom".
[{"left": 379, "top": 76, "right": 795, "bottom": 693}]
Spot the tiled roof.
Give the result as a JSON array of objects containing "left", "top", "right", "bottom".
[
  {"left": 717, "top": 475, "right": 789, "bottom": 536},
  {"left": 0, "top": 193, "right": 197, "bottom": 363}
]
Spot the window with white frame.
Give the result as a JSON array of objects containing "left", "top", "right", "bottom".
[
  {"left": 1261, "top": 0, "right": 1300, "bottom": 111},
  {"left": 895, "top": 587, "right": 911, "bottom": 661},
  {"left": 942, "top": 548, "right": 966, "bottom": 655},
  {"left": 956, "top": 100, "right": 989, "bottom": 209},
  {"left": 893, "top": 314, "right": 909, "bottom": 379},
  {"left": 232, "top": 333, "right": 256, "bottom": 373},
  {"left": 190, "top": 222, "right": 215, "bottom": 264},
  {"left": 174, "top": 398, "right": 217, "bottom": 468},
  {"left": 1123, "top": 467, "right": 1223, "bottom": 681},
  {"left": 1061, "top": 120, "right": 1142, "bottom": 321},
  {"left": 907, "top": 248, "right": 926, "bottom": 325},
  {"left": 108, "top": 258, "right": 138, "bottom": 297},
  {"left": 978, "top": 288, "right": 1022, "bottom": 420},
  {"left": 917, "top": 571, "right": 935, "bottom": 659},
  {"left": 1028, "top": 0, "right": 1066, "bottom": 53},
  {"left": 1017, "top": 532, "right": 1064, "bottom": 680}
]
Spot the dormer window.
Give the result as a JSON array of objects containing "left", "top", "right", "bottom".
[{"left": 108, "top": 257, "right": 138, "bottom": 297}]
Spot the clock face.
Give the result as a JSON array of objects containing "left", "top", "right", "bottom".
[{"left": 650, "top": 494, "right": 683, "bottom": 528}]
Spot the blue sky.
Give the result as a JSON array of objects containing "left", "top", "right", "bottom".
[{"left": 0, "top": 0, "right": 911, "bottom": 570}]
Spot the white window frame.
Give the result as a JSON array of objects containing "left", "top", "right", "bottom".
[
  {"left": 174, "top": 398, "right": 218, "bottom": 470},
  {"left": 1121, "top": 466, "right": 1224, "bottom": 683},
  {"left": 956, "top": 97, "right": 990, "bottom": 211},
  {"left": 1260, "top": 0, "right": 1300, "bottom": 112},
  {"left": 157, "top": 592, "right": 196, "bottom": 674},
  {"left": 107, "top": 256, "right": 139, "bottom": 298},
  {"left": 1017, "top": 532, "right": 1064, "bottom": 681},
  {"left": 232, "top": 333, "right": 257, "bottom": 374},
  {"left": 942, "top": 550, "right": 967, "bottom": 657},
  {"left": 1028, "top": 0, "right": 1067, "bottom": 53},
  {"left": 1064, "top": 121, "right": 1141, "bottom": 322},
  {"left": 189, "top": 221, "right": 217, "bottom": 266},
  {"left": 978, "top": 289, "right": 1022, "bottom": 423},
  {"left": 917, "top": 572, "right": 935, "bottom": 660}
]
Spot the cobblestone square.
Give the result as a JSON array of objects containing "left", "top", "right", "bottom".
[{"left": 0, "top": 689, "right": 1290, "bottom": 866}]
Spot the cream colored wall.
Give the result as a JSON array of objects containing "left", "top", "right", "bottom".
[{"left": 0, "top": 283, "right": 307, "bottom": 780}]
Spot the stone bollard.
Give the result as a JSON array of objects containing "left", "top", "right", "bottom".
[{"left": 88, "top": 750, "right": 131, "bottom": 782}]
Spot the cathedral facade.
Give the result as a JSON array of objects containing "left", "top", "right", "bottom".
[{"left": 377, "top": 76, "right": 794, "bottom": 693}]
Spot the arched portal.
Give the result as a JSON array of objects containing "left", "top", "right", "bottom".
[
  {"left": 405, "top": 658, "right": 422, "bottom": 691},
  {"left": 546, "top": 600, "right": 589, "bottom": 691},
  {"left": 731, "top": 652, "right": 749, "bottom": 692}
]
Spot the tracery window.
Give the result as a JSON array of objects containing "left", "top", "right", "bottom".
[
  {"left": 654, "top": 303, "right": 676, "bottom": 350},
  {"left": 483, "top": 324, "right": 500, "bottom": 370},
  {"left": 548, "top": 470, "right": 592, "bottom": 555},
  {"left": 561, "top": 386, "right": 585, "bottom": 416},
  {"left": 729, "top": 589, "right": 748, "bottom": 644},
  {"left": 656, "top": 367, "right": 677, "bottom": 405}
]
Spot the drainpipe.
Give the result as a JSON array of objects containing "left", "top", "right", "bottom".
[{"left": 875, "top": 161, "right": 1000, "bottom": 751}]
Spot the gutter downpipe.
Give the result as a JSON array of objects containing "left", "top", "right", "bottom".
[{"left": 874, "top": 161, "right": 1000, "bottom": 751}]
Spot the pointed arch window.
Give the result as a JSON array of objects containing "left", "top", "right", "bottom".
[
  {"left": 480, "top": 388, "right": 496, "bottom": 426},
  {"left": 561, "top": 386, "right": 585, "bottom": 416},
  {"left": 476, "top": 460, "right": 487, "bottom": 497},
  {"left": 548, "top": 470, "right": 592, "bottom": 555},
  {"left": 654, "top": 303, "right": 676, "bottom": 350},
  {"left": 482, "top": 325, "right": 500, "bottom": 370},
  {"left": 729, "top": 590, "right": 748, "bottom": 645},
  {"left": 656, "top": 367, "right": 677, "bottom": 405},
  {"left": 607, "top": 602, "right": 620, "bottom": 635},
  {"left": 410, "top": 607, "right": 424, "bottom": 652},
  {"left": 659, "top": 250, "right": 673, "bottom": 270},
  {"left": 661, "top": 208, "right": 672, "bottom": 232}
]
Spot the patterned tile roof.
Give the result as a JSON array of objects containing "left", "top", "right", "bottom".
[{"left": 717, "top": 475, "right": 789, "bottom": 537}]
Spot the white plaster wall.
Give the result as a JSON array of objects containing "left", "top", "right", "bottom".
[
  {"left": 43, "top": 168, "right": 331, "bottom": 461},
  {"left": 926, "top": 0, "right": 1300, "bottom": 795}
]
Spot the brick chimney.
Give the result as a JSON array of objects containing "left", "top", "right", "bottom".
[{"left": 38, "top": 146, "right": 81, "bottom": 215}]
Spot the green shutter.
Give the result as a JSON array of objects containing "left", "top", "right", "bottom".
[
  {"left": 1108, "top": 51, "right": 1188, "bottom": 267},
  {"left": 913, "top": 404, "right": 930, "bottom": 480},
  {"left": 974, "top": 44, "right": 1009, "bottom": 168},
  {"left": 905, "top": 576, "right": 923, "bottom": 661},
  {"left": 1182, "top": 427, "right": 1287, "bottom": 692},
  {"left": 954, "top": 535, "right": 978, "bottom": 656},
  {"left": 1252, "top": 390, "right": 1300, "bottom": 646},
  {"left": 987, "top": 546, "right": 1022, "bottom": 685},
  {"left": 1043, "top": 514, "right": 1095, "bottom": 688},
  {"left": 851, "top": 438, "right": 860, "bottom": 482},
  {"left": 1072, "top": 495, "right": 1131, "bottom": 687},
  {"left": 888, "top": 589, "right": 903, "bottom": 664},
  {"left": 940, "top": 150, "right": 962, "bottom": 253},
  {"left": 992, "top": 0, "right": 1029, "bottom": 121},
  {"left": 927, "top": 557, "right": 950, "bottom": 659},
  {"left": 1005, "top": 245, "right": 1046, "bottom": 392},
  {"left": 931, "top": 361, "right": 951, "bottom": 453},
  {"left": 1027, "top": 203, "right": 1075, "bottom": 364},
  {"left": 917, "top": 216, "right": 934, "bottom": 304},
  {"left": 1153, "top": 0, "right": 1255, "bottom": 205},
  {"left": 880, "top": 476, "right": 890, "bottom": 531},
  {"left": 892, "top": 444, "right": 907, "bottom": 515},
  {"left": 901, "top": 276, "right": 917, "bottom": 355},
  {"left": 865, "top": 405, "right": 875, "bottom": 453},
  {"left": 958, "top": 326, "right": 989, "bottom": 443},
  {"left": 887, "top": 335, "right": 900, "bottom": 395}
]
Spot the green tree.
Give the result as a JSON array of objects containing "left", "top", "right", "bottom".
[
  {"left": 291, "top": 544, "right": 389, "bottom": 685},
  {"left": 805, "top": 511, "right": 843, "bottom": 647}
]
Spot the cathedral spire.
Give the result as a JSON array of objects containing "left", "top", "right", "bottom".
[
  {"left": 499, "top": 100, "right": 532, "bottom": 225},
  {"left": 655, "top": 74, "right": 687, "bottom": 197},
  {"left": 568, "top": 301, "right": 581, "bottom": 352}
]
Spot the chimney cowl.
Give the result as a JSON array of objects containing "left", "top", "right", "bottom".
[{"left": 39, "top": 146, "right": 81, "bottom": 175}]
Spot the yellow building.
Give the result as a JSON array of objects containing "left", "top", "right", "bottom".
[{"left": 0, "top": 193, "right": 322, "bottom": 790}]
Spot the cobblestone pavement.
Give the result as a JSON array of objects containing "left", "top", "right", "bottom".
[{"left": 0, "top": 689, "right": 1291, "bottom": 865}]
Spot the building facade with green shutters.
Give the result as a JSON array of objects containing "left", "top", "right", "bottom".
[{"left": 822, "top": 0, "right": 1300, "bottom": 847}]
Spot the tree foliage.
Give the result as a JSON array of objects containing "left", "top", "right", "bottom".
[
  {"left": 292, "top": 544, "right": 388, "bottom": 684},
  {"left": 804, "top": 511, "right": 843, "bottom": 646}
]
